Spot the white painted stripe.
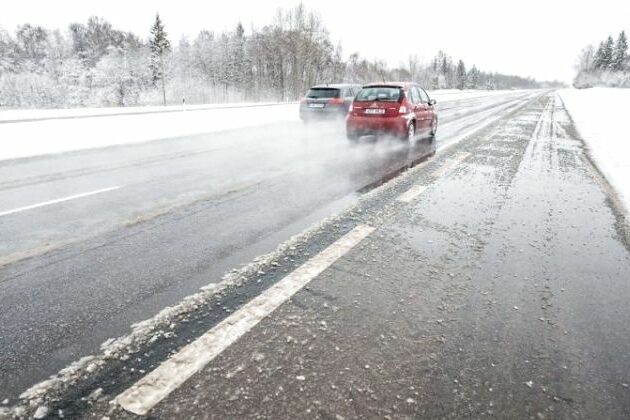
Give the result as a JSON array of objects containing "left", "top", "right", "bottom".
[
  {"left": 0, "top": 186, "right": 121, "bottom": 217},
  {"left": 432, "top": 153, "right": 470, "bottom": 178},
  {"left": 115, "top": 224, "right": 375, "bottom": 416},
  {"left": 396, "top": 185, "right": 428, "bottom": 203}
]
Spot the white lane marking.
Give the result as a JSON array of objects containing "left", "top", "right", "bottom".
[
  {"left": 0, "top": 186, "right": 121, "bottom": 217},
  {"left": 115, "top": 224, "right": 375, "bottom": 416},
  {"left": 432, "top": 153, "right": 471, "bottom": 178},
  {"left": 396, "top": 185, "right": 428, "bottom": 203}
]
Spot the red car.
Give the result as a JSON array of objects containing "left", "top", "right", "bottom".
[{"left": 346, "top": 82, "right": 437, "bottom": 141}]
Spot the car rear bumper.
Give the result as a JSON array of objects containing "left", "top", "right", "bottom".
[{"left": 346, "top": 115, "right": 408, "bottom": 137}]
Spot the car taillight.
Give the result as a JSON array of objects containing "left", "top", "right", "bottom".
[
  {"left": 328, "top": 97, "right": 344, "bottom": 105},
  {"left": 399, "top": 105, "right": 407, "bottom": 114},
  {"left": 300, "top": 97, "right": 306, "bottom": 103}
]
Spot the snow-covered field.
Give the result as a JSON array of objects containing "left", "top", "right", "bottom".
[
  {"left": 559, "top": 88, "right": 630, "bottom": 212},
  {"left": 0, "top": 90, "right": 522, "bottom": 161}
]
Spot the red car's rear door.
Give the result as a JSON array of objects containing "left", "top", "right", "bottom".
[
  {"left": 419, "top": 88, "right": 434, "bottom": 128},
  {"left": 411, "top": 86, "right": 430, "bottom": 130}
]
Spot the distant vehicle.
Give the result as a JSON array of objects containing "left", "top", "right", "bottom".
[
  {"left": 299, "top": 84, "right": 361, "bottom": 121},
  {"left": 346, "top": 82, "right": 437, "bottom": 141}
]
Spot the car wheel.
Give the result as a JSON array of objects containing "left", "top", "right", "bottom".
[
  {"left": 347, "top": 131, "right": 359, "bottom": 142},
  {"left": 404, "top": 121, "right": 416, "bottom": 142},
  {"left": 430, "top": 116, "right": 438, "bottom": 138}
]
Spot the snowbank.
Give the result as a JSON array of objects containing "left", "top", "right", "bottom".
[
  {"left": 559, "top": 88, "right": 630, "bottom": 212},
  {"left": 0, "top": 102, "right": 293, "bottom": 123},
  {"left": 0, "top": 104, "right": 299, "bottom": 161}
]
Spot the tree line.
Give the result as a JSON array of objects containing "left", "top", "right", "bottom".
[
  {"left": 574, "top": 30, "right": 629, "bottom": 88},
  {"left": 0, "top": 4, "right": 554, "bottom": 109}
]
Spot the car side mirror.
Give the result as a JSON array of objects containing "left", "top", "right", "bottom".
[{"left": 429, "top": 99, "right": 437, "bottom": 106}]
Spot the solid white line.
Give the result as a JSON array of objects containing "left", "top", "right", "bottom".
[
  {"left": 115, "top": 224, "right": 376, "bottom": 416},
  {"left": 396, "top": 185, "right": 428, "bottom": 203},
  {"left": 432, "top": 152, "right": 471, "bottom": 178},
  {"left": 0, "top": 186, "right": 121, "bottom": 217}
]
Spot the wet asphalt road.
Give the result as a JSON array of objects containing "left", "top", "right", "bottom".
[
  {"left": 0, "top": 91, "right": 537, "bottom": 399},
  {"left": 116, "top": 93, "right": 628, "bottom": 419},
  {"left": 2, "top": 92, "right": 630, "bottom": 419},
  {"left": 1, "top": 91, "right": 624, "bottom": 420}
]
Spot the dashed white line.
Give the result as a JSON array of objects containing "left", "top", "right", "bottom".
[
  {"left": 114, "top": 224, "right": 375, "bottom": 416},
  {"left": 0, "top": 186, "right": 121, "bottom": 217},
  {"left": 396, "top": 185, "right": 428, "bottom": 203}
]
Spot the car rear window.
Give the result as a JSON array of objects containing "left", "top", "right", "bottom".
[
  {"left": 356, "top": 87, "right": 402, "bottom": 102},
  {"left": 306, "top": 88, "right": 340, "bottom": 99}
]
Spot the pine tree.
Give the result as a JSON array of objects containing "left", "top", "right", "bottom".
[
  {"left": 230, "top": 22, "right": 246, "bottom": 89},
  {"left": 593, "top": 41, "right": 605, "bottom": 69},
  {"left": 456, "top": 59, "right": 467, "bottom": 90},
  {"left": 467, "top": 65, "right": 480, "bottom": 89},
  {"left": 149, "top": 13, "right": 171, "bottom": 105},
  {"left": 613, "top": 31, "right": 628, "bottom": 71},
  {"left": 602, "top": 35, "right": 615, "bottom": 70}
]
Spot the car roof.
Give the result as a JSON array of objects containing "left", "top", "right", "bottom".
[
  {"left": 310, "top": 83, "right": 360, "bottom": 89},
  {"left": 362, "top": 82, "right": 416, "bottom": 89}
]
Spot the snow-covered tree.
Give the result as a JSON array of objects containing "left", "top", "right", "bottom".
[
  {"left": 94, "top": 45, "right": 148, "bottom": 106},
  {"left": 15, "top": 24, "right": 49, "bottom": 71},
  {"left": 0, "top": 28, "right": 20, "bottom": 74},
  {"left": 602, "top": 36, "right": 615, "bottom": 69},
  {"left": 467, "top": 65, "right": 480, "bottom": 89},
  {"left": 593, "top": 41, "right": 605, "bottom": 69},
  {"left": 613, "top": 31, "right": 628, "bottom": 71},
  {"left": 573, "top": 31, "right": 630, "bottom": 88},
  {"left": 149, "top": 13, "right": 171, "bottom": 105},
  {"left": 456, "top": 59, "right": 467, "bottom": 90},
  {"left": 1, "top": 6, "right": 555, "bottom": 110}
]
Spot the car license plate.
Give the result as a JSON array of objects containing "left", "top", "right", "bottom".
[
  {"left": 308, "top": 103, "right": 325, "bottom": 108},
  {"left": 365, "top": 108, "right": 385, "bottom": 114}
]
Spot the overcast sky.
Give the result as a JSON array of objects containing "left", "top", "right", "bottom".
[{"left": 2, "top": 0, "right": 629, "bottom": 83}]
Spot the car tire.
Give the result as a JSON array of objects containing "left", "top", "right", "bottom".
[
  {"left": 403, "top": 121, "right": 416, "bottom": 142},
  {"left": 346, "top": 131, "right": 359, "bottom": 142},
  {"left": 430, "top": 116, "right": 438, "bottom": 138}
]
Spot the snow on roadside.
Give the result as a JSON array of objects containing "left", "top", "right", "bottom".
[
  {"left": 559, "top": 88, "right": 630, "bottom": 212},
  {"left": 0, "top": 101, "right": 291, "bottom": 123},
  {"left": 0, "top": 104, "right": 299, "bottom": 161}
]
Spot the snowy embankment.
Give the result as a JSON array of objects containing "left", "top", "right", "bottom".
[
  {"left": 0, "top": 104, "right": 299, "bottom": 161},
  {"left": 0, "top": 101, "right": 292, "bottom": 123},
  {"left": 0, "top": 90, "right": 519, "bottom": 162},
  {"left": 559, "top": 88, "right": 630, "bottom": 212}
]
